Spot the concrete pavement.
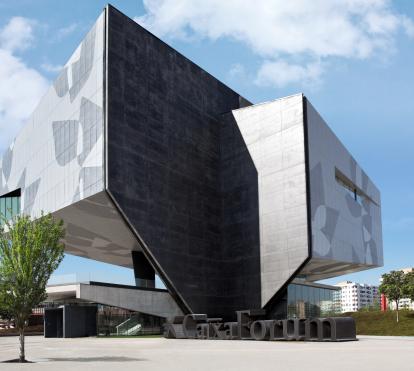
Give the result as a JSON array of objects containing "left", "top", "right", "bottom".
[{"left": 0, "top": 335, "right": 413, "bottom": 370}]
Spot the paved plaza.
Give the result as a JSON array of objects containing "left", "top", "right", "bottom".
[{"left": 0, "top": 335, "right": 413, "bottom": 370}]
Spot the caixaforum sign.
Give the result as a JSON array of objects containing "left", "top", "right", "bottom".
[{"left": 164, "top": 310, "right": 357, "bottom": 342}]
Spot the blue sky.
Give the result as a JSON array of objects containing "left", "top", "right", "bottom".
[{"left": 0, "top": 0, "right": 413, "bottom": 287}]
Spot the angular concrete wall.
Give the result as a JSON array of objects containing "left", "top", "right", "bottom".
[
  {"left": 53, "top": 192, "right": 141, "bottom": 268},
  {"left": 225, "top": 95, "right": 310, "bottom": 307},
  {"left": 78, "top": 283, "right": 183, "bottom": 318},
  {"left": 46, "top": 282, "right": 182, "bottom": 319}
]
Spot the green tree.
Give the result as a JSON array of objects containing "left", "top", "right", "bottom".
[
  {"left": 379, "top": 270, "right": 407, "bottom": 323},
  {"left": 0, "top": 213, "right": 65, "bottom": 362},
  {"left": 404, "top": 269, "right": 414, "bottom": 303},
  {"left": 0, "top": 295, "right": 13, "bottom": 325}
]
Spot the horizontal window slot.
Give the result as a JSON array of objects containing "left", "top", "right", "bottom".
[{"left": 335, "top": 168, "right": 378, "bottom": 206}]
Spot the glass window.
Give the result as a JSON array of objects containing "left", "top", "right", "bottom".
[
  {"left": 5, "top": 197, "right": 11, "bottom": 221},
  {"left": 296, "top": 284, "right": 305, "bottom": 318},
  {"left": 287, "top": 285, "right": 342, "bottom": 319},
  {"left": 0, "top": 191, "right": 21, "bottom": 226},
  {"left": 315, "top": 288, "right": 321, "bottom": 317},
  {"left": 12, "top": 197, "right": 18, "bottom": 215},
  {"left": 309, "top": 287, "right": 315, "bottom": 317},
  {"left": 287, "top": 284, "right": 296, "bottom": 318},
  {"left": 288, "top": 285, "right": 295, "bottom": 304},
  {"left": 0, "top": 198, "right": 5, "bottom": 219},
  {"left": 325, "top": 288, "right": 330, "bottom": 302}
]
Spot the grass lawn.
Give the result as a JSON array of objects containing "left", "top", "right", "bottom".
[{"left": 342, "top": 310, "right": 414, "bottom": 336}]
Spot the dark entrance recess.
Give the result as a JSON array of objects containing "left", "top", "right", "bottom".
[
  {"left": 44, "top": 308, "right": 63, "bottom": 338},
  {"left": 44, "top": 305, "right": 97, "bottom": 338},
  {"left": 132, "top": 251, "right": 156, "bottom": 288}
]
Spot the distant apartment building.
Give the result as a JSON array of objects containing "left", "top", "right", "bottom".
[
  {"left": 335, "top": 281, "right": 380, "bottom": 312},
  {"left": 395, "top": 298, "right": 414, "bottom": 310}
]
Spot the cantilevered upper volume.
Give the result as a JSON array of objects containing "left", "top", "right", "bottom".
[
  {"left": 224, "top": 95, "right": 382, "bottom": 313},
  {"left": 0, "top": 5, "right": 382, "bottom": 320}
]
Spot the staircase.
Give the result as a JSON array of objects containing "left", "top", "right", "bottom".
[{"left": 116, "top": 315, "right": 142, "bottom": 336}]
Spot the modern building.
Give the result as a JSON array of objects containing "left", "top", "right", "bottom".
[
  {"left": 335, "top": 281, "right": 380, "bottom": 312},
  {"left": 0, "top": 5, "right": 383, "bottom": 326}
]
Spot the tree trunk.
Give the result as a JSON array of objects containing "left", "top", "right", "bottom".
[
  {"left": 396, "top": 301, "right": 399, "bottom": 323},
  {"left": 19, "top": 329, "right": 25, "bottom": 362}
]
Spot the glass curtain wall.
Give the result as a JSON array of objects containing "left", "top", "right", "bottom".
[
  {"left": 96, "top": 305, "right": 165, "bottom": 336},
  {"left": 287, "top": 283, "right": 341, "bottom": 318},
  {"left": 0, "top": 191, "right": 21, "bottom": 226}
]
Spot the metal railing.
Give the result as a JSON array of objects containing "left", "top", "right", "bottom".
[
  {"left": 96, "top": 309, "right": 164, "bottom": 336},
  {"left": 116, "top": 315, "right": 142, "bottom": 336}
]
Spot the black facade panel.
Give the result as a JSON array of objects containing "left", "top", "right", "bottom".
[
  {"left": 64, "top": 305, "right": 97, "bottom": 338},
  {"left": 44, "top": 308, "right": 63, "bottom": 338},
  {"left": 220, "top": 114, "right": 261, "bottom": 314},
  {"left": 45, "top": 306, "right": 97, "bottom": 338},
  {"left": 106, "top": 6, "right": 258, "bottom": 319}
]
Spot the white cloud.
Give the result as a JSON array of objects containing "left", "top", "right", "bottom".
[
  {"left": 41, "top": 62, "right": 63, "bottom": 73},
  {"left": 137, "top": 0, "right": 414, "bottom": 87},
  {"left": 52, "top": 23, "right": 77, "bottom": 42},
  {"left": 0, "top": 16, "right": 35, "bottom": 52},
  {"left": 0, "top": 17, "right": 48, "bottom": 152},
  {"left": 401, "top": 15, "right": 414, "bottom": 38},
  {"left": 228, "top": 63, "right": 246, "bottom": 79},
  {"left": 256, "top": 60, "right": 323, "bottom": 88}
]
